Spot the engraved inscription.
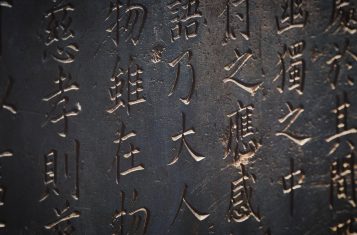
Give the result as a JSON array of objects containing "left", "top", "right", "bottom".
[
  {"left": 276, "top": 102, "right": 312, "bottom": 146},
  {"left": 330, "top": 142, "right": 356, "bottom": 209},
  {"left": 107, "top": 57, "right": 146, "bottom": 115},
  {"left": 0, "top": 0, "right": 12, "bottom": 58},
  {"left": 0, "top": 77, "right": 16, "bottom": 115},
  {"left": 224, "top": 101, "right": 261, "bottom": 166},
  {"left": 220, "top": 0, "right": 250, "bottom": 45},
  {"left": 106, "top": 0, "right": 146, "bottom": 47},
  {"left": 42, "top": 67, "right": 81, "bottom": 138},
  {"left": 325, "top": 0, "right": 356, "bottom": 35},
  {"left": 44, "top": 3, "right": 79, "bottom": 63},
  {"left": 168, "top": 50, "right": 195, "bottom": 105},
  {"left": 325, "top": 93, "right": 357, "bottom": 155},
  {"left": 168, "top": 112, "right": 205, "bottom": 165},
  {"left": 171, "top": 184, "right": 210, "bottom": 225},
  {"left": 44, "top": 200, "right": 80, "bottom": 233},
  {"left": 228, "top": 163, "right": 260, "bottom": 223},
  {"left": 223, "top": 48, "right": 262, "bottom": 95},
  {"left": 281, "top": 158, "right": 305, "bottom": 215},
  {"left": 111, "top": 190, "right": 149, "bottom": 235},
  {"left": 273, "top": 41, "right": 305, "bottom": 95},
  {"left": 325, "top": 39, "right": 356, "bottom": 90},
  {"left": 110, "top": 122, "right": 144, "bottom": 183},
  {"left": 275, "top": 0, "right": 308, "bottom": 34},
  {"left": 167, "top": 0, "right": 202, "bottom": 42}
]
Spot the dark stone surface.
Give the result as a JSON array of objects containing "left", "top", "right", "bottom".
[{"left": 0, "top": 0, "right": 356, "bottom": 234}]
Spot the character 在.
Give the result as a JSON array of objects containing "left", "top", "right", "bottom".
[{"left": 110, "top": 122, "right": 144, "bottom": 183}]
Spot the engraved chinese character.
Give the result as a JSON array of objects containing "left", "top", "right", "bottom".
[
  {"left": 330, "top": 143, "right": 356, "bottom": 209},
  {"left": 276, "top": 102, "right": 312, "bottom": 146},
  {"left": 325, "top": 93, "right": 357, "bottom": 155},
  {"left": 228, "top": 163, "right": 260, "bottom": 223},
  {"left": 325, "top": 0, "right": 356, "bottom": 35},
  {"left": 0, "top": 87, "right": 13, "bottom": 158},
  {"left": 167, "top": 0, "right": 202, "bottom": 42},
  {"left": 168, "top": 50, "right": 195, "bottom": 105},
  {"left": 220, "top": 0, "right": 250, "bottom": 45},
  {"left": 111, "top": 122, "right": 144, "bottom": 183},
  {"left": 331, "top": 215, "right": 357, "bottom": 234},
  {"left": 106, "top": 0, "right": 146, "bottom": 46},
  {"left": 325, "top": 39, "right": 356, "bottom": 90},
  {"left": 51, "top": 44, "right": 79, "bottom": 64},
  {"left": 168, "top": 112, "right": 205, "bottom": 165},
  {"left": 40, "top": 140, "right": 80, "bottom": 202},
  {"left": 0, "top": 151, "right": 12, "bottom": 229},
  {"left": 44, "top": 3, "right": 79, "bottom": 63},
  {"left": 0, "top": 0, "right": 12, "bottom": 58},
  {"left": 0, "top": 150, "right": 14, "bottom": 158},
  {"left": 44, "top": 4, "right": 74, "bottom": 46},
  {"left": 0, "top": 1, "right": 11, "bottom": 8},
  {"left": 40, "top": 150, "right": 59, "bottom": 201},
  {"left": 0, "top": 77, "right": 16, "bottom": 115},
  {"left": 276, "top": 0, "right": 308, "bottom": 34},
  {"left": 281, "top": 158, "right": 304, "bottom": 215},
  {"left": 224, "top": 101, "right": 261, "bottom": 166},
  {"left": 171, "top": 184, "right": 209, "bottom": 225},
  {"left": 223, "top": 48, "right": 262, "bottom": 96},
  {"left": 43, "top": 66, "right": 81, "bottom": 138},
  {"left": 274, "top": 41, "right": 305, "bottom": 95},
  {"left": 107, "top": 57, "right": 146, "bottom": 115},
  {"left": 45, "top": 200, "right": 80, "bottom": 234},
  {"left": 0, "top": 151, "right": 12, "bottom": 159},
  {"left": 111, "top": 190, "right": 149, "bottom": 235}
]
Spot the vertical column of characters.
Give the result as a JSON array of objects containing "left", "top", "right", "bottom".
[
  {"left": 105, "top": 1, "right": 149, "bottom": 234},
  {"left": 40, "top": 1, "right": 81, "bottom": 233}
]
